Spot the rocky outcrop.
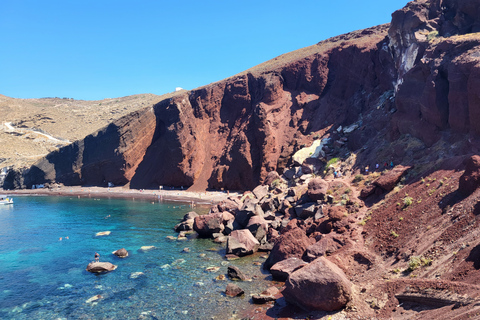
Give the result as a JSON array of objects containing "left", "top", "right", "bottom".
[
  {"left": 360, "top": 165, "right": 411, "bottom": 198},
  {"left": 390, "top": 0, "right": 480, "bottom": 144},
  {"left": 282, "top": 257, "right": 352, "bottom": 311},
  {"left": 459, "top": 155, "right": 480, "bottom": 196}
]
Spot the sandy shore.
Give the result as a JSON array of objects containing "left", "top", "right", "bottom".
[{"left": 4, "top": 186, "right": 239, "bottom": 206}]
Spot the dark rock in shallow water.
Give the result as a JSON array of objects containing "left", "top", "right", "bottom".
[
  {"left": 227, "top": 265, "right": 249, "bottom": 281},
  {"left": 225, "top": 283, "right": 244, "bottom": 297},
  {"left": 252, "top": 286, "right": 280, "bottom": 304},
  {"left": 112, "top": 248, "right": 129, "bottom": 258}
]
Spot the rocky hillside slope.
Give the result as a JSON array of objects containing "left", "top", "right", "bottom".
[{"left": 0, "top": 93, "right": 165, "bottom": 170}]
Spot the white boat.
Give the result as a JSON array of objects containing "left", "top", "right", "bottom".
[{"left": 0, "top": 195, "right": 13, "bottom": 205}]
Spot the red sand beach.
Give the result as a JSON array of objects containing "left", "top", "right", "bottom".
[{"left": 5, "top": 186, "right": 238, "bottom": 206}]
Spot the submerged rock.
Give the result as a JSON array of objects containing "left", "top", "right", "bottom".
[
  {"left": 252, "top": 286, "right": 280, "bottom": 304},
  {"left": 85, "top": 294, "right": 103, "bottom": 303},
  {"left": 139, "top": 246, "right": 156, "bottom": 252},
  {"left": 129, "top": 271, "right": 145, "bottom": 279},
  {"left": 225, "top": 283, "right": 244, "bottom": 297},
  {"left": 95, "top": 231, "right": 111, "bottom": 237},
  {"left": 227, "top": 265, "right": 249, "bottom": 281}
]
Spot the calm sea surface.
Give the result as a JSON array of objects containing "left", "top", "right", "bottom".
[{"left": 0, "top": 196, "right": 270, "bottom": 319}]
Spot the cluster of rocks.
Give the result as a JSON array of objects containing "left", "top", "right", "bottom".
[
  {"left": 174, "top": 165, "right": 366, "bottom": 311},
  {"left": 85, "top": 247, "right": 129, "bottom": 273}
]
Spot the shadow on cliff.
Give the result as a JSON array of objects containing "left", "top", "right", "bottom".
[
  {"left": 130, "top": 99, "right": 194, "bottom": 189},
  {"left": 24, "top": 123, "right": 127, "bottom": 187}
]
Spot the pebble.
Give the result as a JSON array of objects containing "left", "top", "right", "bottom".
[{"left": 205, "top": 266, "right": 220, "bottom": 272}]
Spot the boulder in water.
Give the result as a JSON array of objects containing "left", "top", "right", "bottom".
[
  {"left": 112, "top": 248, "right": 129, "bottom": 258},
  {"left": 86, "top": 261, "right": 117, "bottom": 273},
  {"left": 225, "top": 283, "right": 244, "bottom": 297}
]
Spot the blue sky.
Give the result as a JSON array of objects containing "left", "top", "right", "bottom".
[{"left": 1, "top": 0, "right": 410, "bottom": 101}]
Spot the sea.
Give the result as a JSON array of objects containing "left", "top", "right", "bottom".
[{"left": 0, "top": 196, "right": 272, "bottom": 319}]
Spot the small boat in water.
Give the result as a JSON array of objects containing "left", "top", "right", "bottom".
[{"left": 0, "top": 195, "right": 13, "bottom": 205}]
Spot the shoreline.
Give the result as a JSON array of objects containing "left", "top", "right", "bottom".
[{"left": 4, "top": 186, "right": 239, "bottom": 206}]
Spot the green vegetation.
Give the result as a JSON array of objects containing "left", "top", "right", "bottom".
[
  {"left": 398, "top": 217, "right": 403, "bottom": 221},
  {"left": 390, "top": 230, "right": 399, "bottom": 238},
  {"left": 427, "top": 31, "right": 439, "bottom": 41},
  {"left": 403, "top": 196, "right": 413, "bottom": 208},
  {"left": 271, "top": 179, "right": 281, "bottom": 188},
  {"left": 407, "top": 256, "right": 432, "bottom": 272},
  {"left": 326, "top": 157, "right": 340, "bottom": 168},
  {"left": 353, "top": 174, "right": 364, "bottom": 183}
]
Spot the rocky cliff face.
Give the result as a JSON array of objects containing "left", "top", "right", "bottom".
[
  {"left": 11, "top": 0, "right": 480, "bottom": 191},
  {"left": 390, "top": 0, "right": 480, "bottom": 144}
]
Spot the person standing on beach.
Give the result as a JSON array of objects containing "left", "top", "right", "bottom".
[{"left": 95, "top": 252, "right": 100, "bottom": 262}]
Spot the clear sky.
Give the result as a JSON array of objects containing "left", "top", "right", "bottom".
[{"left": 1, "top": 0, "right": 410, "bottom": 101}]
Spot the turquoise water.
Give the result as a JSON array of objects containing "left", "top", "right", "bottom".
[{"left": 0, "top": 196, "right": 270, "bottom": 319}]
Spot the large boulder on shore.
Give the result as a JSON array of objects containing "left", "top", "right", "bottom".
[
  {"left": 193, "top": 212, "right": 224, "bottom": 238},
  {"left": 235, "top": 198, "right": 264, "bottom": 228},
  {"left": 86, "top": 261, "right": 117, "bottom": 273},
  {"left": 459, "top": 155, "right": 480, "bottom": 196},
  {"left": 226, "top": 229, "right": 260, "bottom": 257},
  {"left": 282, "top": 257, "right": 352, "bottom": 311},
  {"left": 264, "top": 171, "right": 281, "bottom": 187},
  {"left": 246, "top": 215, "right": 268, "bottom": 243},
  {"left": 174, "top": 211, "right": 198, "bottom": 232},
  {"left": 307, "top": 178, "right": 329, "bottom": 202},
  {"left": 270, "top": 257, "right": 308, "bottom": 281},
  {"left": 264, "top": 227, "right": 314, "bottom": 270}
]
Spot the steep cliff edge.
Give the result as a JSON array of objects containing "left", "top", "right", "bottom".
[{"left": 10, "top": 0, "right": 480, "bottom": 192}]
